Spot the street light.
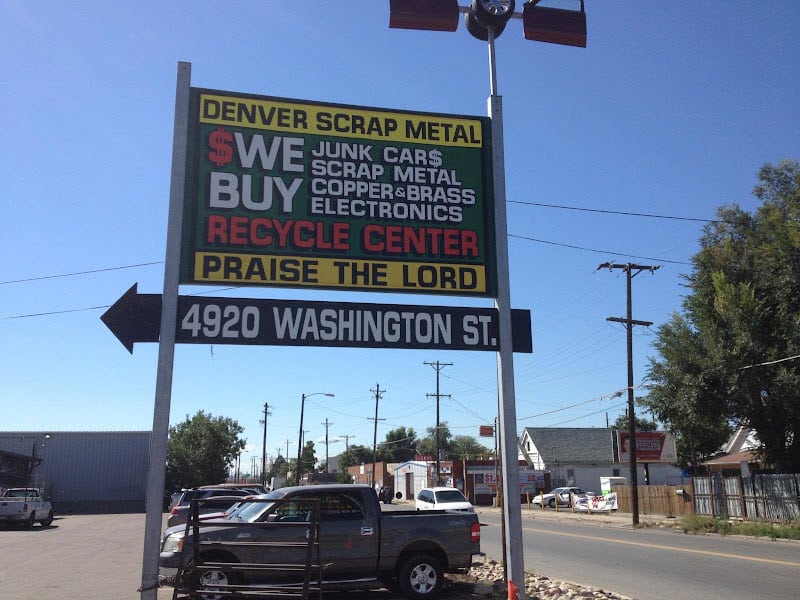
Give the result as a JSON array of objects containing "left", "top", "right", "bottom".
[
  {"left": 296, "top": 392, "right": 334, "bottom": 485},
  {"left": 388, "top": 0, "right": 587, "bottom": 594}
]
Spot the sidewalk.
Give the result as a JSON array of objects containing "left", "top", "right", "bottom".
[{"left": 476, "top": 504, "right": 678, "bottom": 529}]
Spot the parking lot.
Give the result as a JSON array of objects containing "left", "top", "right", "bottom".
[
  {"left": 0, "top": 512, "right": 473, "bottom": 600},
  {"left": 0, "top": 513, "right": 173, "bottom": 600}
]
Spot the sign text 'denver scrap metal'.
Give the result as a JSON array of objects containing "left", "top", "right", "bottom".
[{"left": 180, "top": 89, "right": 496, "bottom": 296}]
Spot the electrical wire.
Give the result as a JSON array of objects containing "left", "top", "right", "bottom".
[{"left": 509, "top": 200, "right": 724, "bottom": 223}]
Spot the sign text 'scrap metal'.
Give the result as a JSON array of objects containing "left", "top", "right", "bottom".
[{"left": 180, "top": 89, "right": 496, "bottom": 296}]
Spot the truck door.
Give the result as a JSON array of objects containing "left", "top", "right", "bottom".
[{"left": 315, "top": 492, "right": 379, "bottom": 578}]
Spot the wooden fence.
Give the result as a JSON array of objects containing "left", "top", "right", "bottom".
[
  {"left": 613, "top": 485, "right": 694, "bottom": 517},
  {"left": 611, "top": 474, "right": 800, "bottom": 521}
]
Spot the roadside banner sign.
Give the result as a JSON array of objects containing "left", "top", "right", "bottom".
[{"left": 180, "top": 88, "right": 496, "bottom": 296}]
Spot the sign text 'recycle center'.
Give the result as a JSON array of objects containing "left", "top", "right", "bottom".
[{"left": 180, "top": 89, "right": 497, "bottom": 296}]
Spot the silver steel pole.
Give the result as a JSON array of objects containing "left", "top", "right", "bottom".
[
  {"left": 140, "top": 61, "right": 190, "bottom": 600},
  {"left": 487, "top": 29, "right": 526, "bottom": 599}
]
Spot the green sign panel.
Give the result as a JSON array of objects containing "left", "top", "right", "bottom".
[{"left": 180, "top": 88, "right": 496, "bottom": 296}]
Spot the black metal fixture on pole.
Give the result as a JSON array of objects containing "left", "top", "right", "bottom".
[
  {"left": 388, "top": 1, "right": 587, "bottom": 594},
  {"left": 296, "top": 392, "right": 334, "bottom": 485}
]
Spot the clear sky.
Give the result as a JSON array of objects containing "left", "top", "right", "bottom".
[{"left": 3, "top": 1, "right": 799, "bottom": 472}]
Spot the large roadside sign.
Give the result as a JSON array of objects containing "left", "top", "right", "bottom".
[{"left": 179, "top": 89, "right": 496, "bottom": 296}]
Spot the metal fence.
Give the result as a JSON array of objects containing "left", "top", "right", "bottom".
[{"left": 693, "top": 473, "right": 800, "bottom": 521}]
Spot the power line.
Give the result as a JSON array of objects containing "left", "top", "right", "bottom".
[
  {"left": 0, "top": 261, "right": 163, "bottom": 285},
  {"left": 508, "top": 233, "right": 691, "bottom": 265},
  {"left": 509, "top": 200, "right": 724, "bottom": 223}
]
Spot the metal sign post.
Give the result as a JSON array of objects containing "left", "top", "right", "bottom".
[
  {"left": 486, "top": 27, "right": 526, "bottom": 595},
  {"left": 139, "top": 61, "right": 190, "bottom": 600}
]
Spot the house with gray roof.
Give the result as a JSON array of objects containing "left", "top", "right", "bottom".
[{"left": 518, "top": 427, "right": 684, "bottom": 492}]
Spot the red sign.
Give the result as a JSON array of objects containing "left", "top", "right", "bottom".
[{"left": 618, "top": 431, "right": 677, "bottom": 463}]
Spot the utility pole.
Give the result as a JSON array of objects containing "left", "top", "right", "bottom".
[
  {"left": 424, "top": 361, "right": 452, "bottom": 485},
  {"left": 370, "top": 384, "right": 386, "bottom": 488},
  {"left": 340, "top": 433, "right": 356, "bottom": 453},
  {"left": 598, "top": 262, "right": 659, "bottom": 526},
  {"left": 260, "top": 401, "right": 271, "bottom": 487},
  {"left": 322, "top": 418, "right": 333, "bottom": 473}
]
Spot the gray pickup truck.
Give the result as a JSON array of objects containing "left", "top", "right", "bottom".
[{"left": 160, "top": 484, "right": 482, "bottom": 599}]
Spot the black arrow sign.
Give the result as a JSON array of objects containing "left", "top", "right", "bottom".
[
  {"left": 100, "top": 283, "right": 162, "bottom": 353},
  {"left": 101, "top": 284, "right": 533, "bottom": 354}
]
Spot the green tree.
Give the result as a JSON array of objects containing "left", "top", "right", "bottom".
[
  {"left": 337, "top": 444, "right": 374, "bottom": 472},
  {"left": 293, "top": 440, "right": 317, "bottom": 481},
  {"left": 377, "top": 426, "right": 418, "bottom": 463},
  {"left": 643, "top": 160, "right": 800, "bottom": 471},
  {"left": 268, "top": 454, "right": 289, "bottom": 482},
  {"left": 165, "top": 410, "right": 246, "bottom": 493},
  {"left": 416, "top": 422, "right": 453, "bottom": 459},
  {"left": 612, "top": 411, "right": 658, "bottom": 432},
  {"left": 449, "top": 435, "right": 492, "bottom": 459}
]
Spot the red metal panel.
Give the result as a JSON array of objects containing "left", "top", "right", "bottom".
[
  {"left": 522, "top": 4, "right": 587, "bottom": 48},
  {"left": 389, "top": 0, "right": 460, "bottom": 32}
]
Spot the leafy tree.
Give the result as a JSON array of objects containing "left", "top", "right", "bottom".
[
  {"left": 165, "top": 410, "right": 246, "bottom": 492},
  {"left": 268, "top": 454, "right": 289, "bottom": 481},
  {"left": 416, "top": 422, "right": 453, "bottom": 459},
  {"left": 643, "top": 160, "right": 800, "bottom": 471},
  {"left": 449, "top": 435, "right": 492, "bottom": 459},
  {"left": 612, "top": 411, "right": 658, "bottom": 432},
  {"left": 337, "top": 444, "right": 374, "bottom": 472},
  {"left": 293, "top": 440, "right": 317, "bottom": 481},
  {"left": 377, "top": 426, "right": 418, "bottom": 463}
]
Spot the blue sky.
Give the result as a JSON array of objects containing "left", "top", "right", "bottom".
[{"left": 3, "top": 1, "right": 799, "bottom": 471}]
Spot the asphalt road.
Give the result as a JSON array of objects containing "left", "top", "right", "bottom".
[
  {"left": 4, "top": 508, "right": 798, "bottom": 600},
  {"left": 476, "top": 506, "right": 800, "bottom": 600}
]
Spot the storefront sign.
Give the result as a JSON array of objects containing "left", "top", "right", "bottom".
[{"left": 180, "top": 89, "right": 496, "bottom": 296}]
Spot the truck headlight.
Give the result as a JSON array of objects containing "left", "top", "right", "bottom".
[{"left": 161, "top": 532, "right": 184, "bottom": 553}]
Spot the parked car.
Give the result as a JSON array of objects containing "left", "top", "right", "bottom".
[
  {"left": 160, "top": 484, "right": 482, "bottom": 599},
  {"left": 167, "top": 487, "right": 253, "bottom": 528},
  {"left": 415, "top": 487, "right": 474, "bottom": 512},
  {"left": 532, "top": 486, "right": 589, "bottom": 508}
]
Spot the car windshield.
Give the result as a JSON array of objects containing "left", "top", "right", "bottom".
[
  {"left": 232, "top": 499, "right": 275, "bottom": 522},
  {"left": 435, "top": 490, "right": 468, "bottom": 503}
]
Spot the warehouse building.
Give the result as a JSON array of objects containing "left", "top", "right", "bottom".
[{"left": 0, "top": 431, "right": 150, "bottom": 513}]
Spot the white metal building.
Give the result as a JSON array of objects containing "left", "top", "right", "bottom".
[
  {"left": 392, "top": 460, "right": 428, "bottom": 500},
  {"left": 0, "top": 431, "right": 150, "bottom": 513}
]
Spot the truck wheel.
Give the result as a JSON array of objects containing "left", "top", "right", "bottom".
[
  {"left": 40, "top": 510, "right": 54, "bottom": 527},
  {"left": 398, "top": 554, "right": 443, "bottom": 599},
  {"left": 195, "top": 553, "right": 240, "bottom": 600}
]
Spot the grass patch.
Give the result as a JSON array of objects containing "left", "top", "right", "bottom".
[{"left": 679, "top": 514, "right": 800, "bottom": 540}]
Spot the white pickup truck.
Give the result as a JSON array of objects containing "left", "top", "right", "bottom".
[{"left": 0, "top": 488, "right": 54, "bottom": 527}]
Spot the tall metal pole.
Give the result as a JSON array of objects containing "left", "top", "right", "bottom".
[
  {"left": 140, "top": 61, "right": 190, "bottom": 600},
  {"left": 296, "top": 394, "right": 306, "bottom": 485},
  {"left": 261, "top": 402, "right": 270, "bottom": 486},
  {"left": 486, "top": 28, "right": 525, "bottom": 592}
]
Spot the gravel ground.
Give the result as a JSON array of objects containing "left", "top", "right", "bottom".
[{"left": 447, "top": 560, "right": 634, "bottom": 600}]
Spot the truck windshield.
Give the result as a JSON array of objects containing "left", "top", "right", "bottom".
[{"left": 232, "top": 500, "right": 274, "bottom": 522}]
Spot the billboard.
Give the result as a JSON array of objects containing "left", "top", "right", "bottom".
[
  {"left": 180, "top": 89, "right": 496, "bottom": 296},
  {"left": 618, "top": 431, "right": 677, "bottom": 463}
]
